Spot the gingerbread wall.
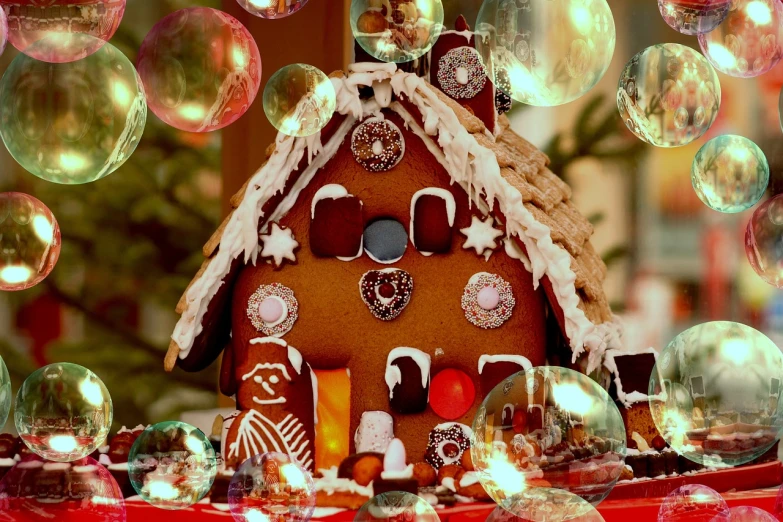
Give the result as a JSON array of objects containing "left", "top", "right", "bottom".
[{"left": 224, "top": 109, "right": 550, "bottom": 464}]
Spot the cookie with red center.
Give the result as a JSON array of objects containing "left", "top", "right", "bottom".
[
  {"left": 359, "top": 269, "right": 413, "bottom": 321},
  {"left": 424, "top": 423, "right": 471, "bottom": 470}
]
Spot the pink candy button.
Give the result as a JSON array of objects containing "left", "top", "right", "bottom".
[
  {"left": 477, "top": 286, "right": 500, "bottom": 311},
  {"left": 259, "top": 297, "right": 285, "bottom": 324}
]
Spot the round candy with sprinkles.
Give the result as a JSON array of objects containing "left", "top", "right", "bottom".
[
  {"left": 437, "top": 46, "right": 487, "bottom": 100},
  {"left": 424, "top": 423, "right": 472, "bottom": 470},
  {"left": 359, "top": 269, "right": 413, "bottom": 321},
  {"left": 247, "top": 283, "right": 299, "bottom": 336},
  {"left": 351, "top": 118, "right": 405, "bottom": 172},
  {"left": 461, "top": 273, "right": 515, "bottom": 329}
]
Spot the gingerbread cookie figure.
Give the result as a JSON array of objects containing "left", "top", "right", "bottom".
[{"left": 222, "top": 337, "right": 316, "bottom": 471}]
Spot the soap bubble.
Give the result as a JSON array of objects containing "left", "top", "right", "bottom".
[
  {"left": 0, "top": 193, "right": 61, "bottom": 291},
  {"left": 0, "top": 0, "right": 125, "bottom": 63},
  {"left": 474, "top": 0, "right": 615, "bottom": 107},
  {"left": 698, "top": 0, "right": 783, "bottom": 78},
  {"left": 137, "top": 7, "right": 262, "bottom": 133},
  {"left": 128, "top": 421, "right": 217, "bottom": 510},
  {"left": 618, "top": 44, "right": 720, "bottom": 147},
  {"left": 14, "top": 363, "right": 112, "bottom": 462},
  {"left": 355, "top": 491, "right": 439, "bottom": 522},
  {"left": 228, "top": 452, "right": 315, "bottom": 522},
  {"left": 649, "top": 321, "right": 783, "bottom": 468},
  {"left": 350, "top": 0, "right": 444, "bottom": 64},
  {"left": 236, "top": 0, "right": 308, "bottom": 19},
  {"left": 657, "top": 484, "right": 730, "bottom": 521},
  {"left": 746, "top": 195, "right": 783, "bottom": 288},
  {"left": 471, "top": 367, "right": 626, "bottom": 518},
  {"left": 729, "top": 506, "right": 776, "bottom": 521},
  {"left": 486, "top": 490, "right": 606, "bottom": 522},
  {"left": 658, "top": 0, "right": 731, "bottom": 35},
  {"left": 263, "top": 64, "right": 336, "bottom": 137},
  {"left": 0, "top": 455, "right": 126, "bottom": 521},
  {"left": 0, "top": 356, "right": 9, "bottom": 428},
  {"left": 0, "top": 39, "right": 146, "bottom": 184},
  {"left": 691, "top": 135, "right": 768, "bottom": 213}
]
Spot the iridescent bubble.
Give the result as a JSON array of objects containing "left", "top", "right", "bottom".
[
  {"left": 691, "top": 135, "right": 768, "bottom": 213},
  {"left": 236, "top": 0, "right": 309, "bottom": 19},
  {"left": 263, "top": 64, "right": 336, "bottom": 138},
  {"left": 0, "top": 0, "right": 125, "bottom": 63},
  {"left": 350, "top": 0, "right": 444, "bottom": 64},
  {"left": 486, "top": 491, "right": 606, "bottom": 522},
  {"left": 228, "top": 452, "right": 315, "bottom": 522},
  {"left": 471, "top": 367, "right": 626, "bottom": 518},
  {"left": 658, "top": 0, "right": 731, "bottom": 35},
  {"left": 657, "top": 484, "right": 729, "bottom": 521},
  {"left": 618, "top": 44, "right": 720, "bottom": 147},
  {"left": 649, "top": 322, "right": 783, "bottom": 468},
  {"left": 746, "top": 195, "right": 783, "bottom": 288},
  {"left": 729, "top": 506, "right": 776, "bottom": 521},
  {"left": 0, "top": 193, "right": 61, "bottom": 291},
  {"left": 0, "top": 39, "right": 146, "bottom": 184},
  {"left": 0, "top": 455, "right": 126, "bottom": 521},
  {"left": 475, "top": 0, "right": 616, "bottom": 106},
  {"left": 0, "top": 356, "right": 9, "bottom": 428},
  {"left": 355, "top": 491, "right": 439, "bottom": 522},
  {"left": 128, "top": 421, "right": 216, "bottom": 510},
  {"left": 15, "top": 363, "right": 112, "bottom": 462},
  {"left": 137, "top": 8, "right": 262, "bottom": 133},
  {"left": 698, "top": 0, "right": 783, "bottom": 78}
]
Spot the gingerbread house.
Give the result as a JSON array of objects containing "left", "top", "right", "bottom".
[{"left": 163, "top": 19, "right": 623, "bottom": 480}]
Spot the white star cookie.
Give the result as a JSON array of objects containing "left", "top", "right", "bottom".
[
  {"left": 460, "top": 215, "right": 503, "bottom": 257},
  {"left": 260, "top": 223, "right": 299, "bottom": 268}
]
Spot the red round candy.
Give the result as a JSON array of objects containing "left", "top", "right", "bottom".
[
  {"left": 378, "top": 282, "right": 396, "bottom": 299},
  {"left": 429, "top": 368, "right": 476, "bottom": 420},
  {"left": 512, "top": 409, "right": 528, "bottom": 434}
]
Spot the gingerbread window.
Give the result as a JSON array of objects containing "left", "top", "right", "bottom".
[
  {"left": 410, "top": 188, "right": 455, "bottom": 255},
  {"left": 310, "top": 184, "right": 364, "bottom": 259}
]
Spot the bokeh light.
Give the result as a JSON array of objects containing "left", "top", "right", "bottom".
[
  {"left": 691, "top": 135, "right": 768, "bottom": 213},
  {"left": 729, "top": 506, "right": 776, "bottom": 521},
  {"left": 0, "top": 356, "right": 9, "bottom": 428},
  {"left": 350, "top": 0, "right": 444, "bottom": 64},
  {"left": 486, "top": 490, "right": 606, "bottom": 522},
  {"left": 657, "top": 484, "right": 730, "bottom": 521},
  {"left": 0, "top": 39, "right": 146, "bottom": 184},
  {"left": 657, "top": 0, "right": 731, "bottom": 35},
  {"left": 228, "top": 452, "right": 315, "bottom": 522},
  {"left": 0, "top": 0, "right": 125, "bottom": 63},
  {"left": 128, "top": 421, "right": 217, "bottom": 510},
  {"left": 354, "top": 491, "right": 439, "bottom": 522},
  {"left": 263, "top": 63, "right": 336, "bottom": 137},
  {"left": 698, "top": 0, "right": 783, "bottom": 78},
  {"left": 474, "top": 0, "right": 615, "bottom": 107},
  {"left": 471, "top": 367, "right": 626, "bottom": 518},
  {"left": 0, "top": 455, "right": 126, "bottom": 521},
  {"left": 0, "top": 6, "right": 7, "bottom": 57},
  {"left": 649, "top": 321, "right": 783, "bottom": 468},
  {"left": 618, "top": 44, "right": 720, "bottom": 147},
  {"left": 15, "top": 363, "right": 112, "bottom": 462},
  {"left": 236, "top": 0, "right": 308, "bottom": 19},
  {"left": 137, "top": 7, "right": 262, "bottom": 133},
  {"left": 0, "top": 193, "right": 61, "bottom": 291},
  {"left": 746, "top": 194, "right": 783, "bottom": 288}
]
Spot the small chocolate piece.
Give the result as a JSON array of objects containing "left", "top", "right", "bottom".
[
  {"left": 311, "top": 196, "right": 363, "bottom": 258},
  {"left": 648, "top": 451, "right": 666, "bottom": 477},
  {"left": 663, "top": 449, "right": 678, "bottom": 475},
  {"left": 413, "top": 194, "right": 452, "bottom": 253},
  {"left": 337, "top": 452, "right": 384, "bottom": 479}
]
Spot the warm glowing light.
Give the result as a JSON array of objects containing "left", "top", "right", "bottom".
[
  {"left": 280, "top": 463, "right": 307, "bottom": 489},
  {"left": 31, "top": 215, "right": 54, "bottom": 244},
  {"left": 721, "top": 337, "right": 751, "bottom": 365},
  {"left": 552, "top": 382, "right": 594, "bottom": 416},
  {"left": 416, "top": 0, "right": 434, "bottom": 19},
  {"left": 485, "top": 457, "right": 526, "bottom": 496},
  {"left": 245, "top": 508, "right": 271, "bottom": 522},
  {"left": 80, "top": 379, "right": 105, "bottom": 407},
  {"left": 184, "top": 434, "right": 205, "bottom": 455},
  {"left": 0, "top": 265, "right": 32, "bottom": 284},
  {"left": 313, "top": 79, "right": 335, "bottom": 102},
  {"left": 48, "top": 434, "right": 78, "bottom": 453},
  {"left": 179, "top": 103, "right": 207, "bottom": 121},
  {"left": 248, "top": 0, "right": 275, "bottom": 7},
  {"left": 113, "top": 81, "right": 132, "bottom": 107},
  {"left": 233, "top": 48, "right": 247, "bottom": 68},
  {"left": 746, "top": 0, "right": 772, "bottom": 24},
  {"left": 705, "top": 43, "right": 737, "bottom": 69},
  {"left": 60, "top": 153, "right": 87, "bottom": 171},
  {"left": 729, "top": 144, "right": 751, "bottom": 162},
  {"left": 147, "top": 480, "right": 179, "bottom": 500},
  {"left": 571, "top": 5, "right": 592, "bottom": 34}
]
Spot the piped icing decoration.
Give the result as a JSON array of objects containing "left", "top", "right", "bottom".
[
  {"left": 437, "top": 46, "right": 487, "bottom": 100},
  {"left": 259, "top": 222, "right": 299, "bottom": 268},
  {"left": 424, "top": 423, "right": 471, "bottom": 470},
  {"left": 228, "top": 409, "right": 313, "bottom": 470},
  {"left": 381, "top": 438, "right": 414, "bottom": 480},
  {"left": 460, "top": 215, "right": 503, "bottom": 257},
  {"left": 247, "top": 283, "right": 299, "bottom": 336},
  {"left": 355, "top": 411, "right": 395, "bottom": 454},
  {"left": 385, "top": 347, "right": 431, "bottom": 400},
  {"left": 461, "top": 273, "right": 516, "bottom": 329},
  {"left": 409, "top": 187, "right": 456, "bottom": 255},
  {"left": 351, "top": 117, "right": 405, "bottom": 172},
  {"left": 477, "top": 354, "right": 532, "bottom": 374},
  {"left": 360, "top": 268, "right": 413, "bottom": 321}
]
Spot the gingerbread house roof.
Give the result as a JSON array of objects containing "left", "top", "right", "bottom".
[{"left": 164, "top": 63, "right": 621, "bottom": 374}]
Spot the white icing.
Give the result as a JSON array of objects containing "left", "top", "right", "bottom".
[
  {"left": 98, "top": 454, "right": 112, "bottom": 466},
  {"left": 315, "top": 466, "right": 373, "bottom": 497},
  {"left": 312, "top": 507, "right": 348, "bottom": 517},
  {"left": 434, "top": 422, "right": 474, "bottom": 439},
  {"left": 384, "top": 347, "right": 431, "bottom": 399},
  {"left": 355, "top": 411, "right": 395, "bottom": 453},
  {"left": 43, "top": 462, "right": 70, "bottom": 471},
  {"left": 249, "top": 336, "right": 288, "bottom": 347},
  {"left": 287, "top": 345, "right": 304, "bottom": 375},
  {"left": 441, "top": 477, "right": 457, "bottom": 492},
  {"left": 71, "top": 465, "right": 99, "bottom": 473},
  {"left": 259, "top": 223, "right": 299, "bottom": 267},
  {"left": 221, "top": 410, "right": 241, "bottom": 458},
  {"left": 409, "top": 187, "right": 457, "bottom": 254},
  {"left": 460, "top": 215, "right": 503, "bottom": 256},
  {"left": 308, "top": 362, "right": 318, "bottom": 426},
  {"left": 504, "top": 236, "right": 532, "bottom": 272},
  {"left": 107, "top": 462, "right": 129, "bottom": 471},
  {"left": 380, "top": 463, "right": 414, "bottom": 480},
  {"left": 458, "top": 471, "right": 481, "bottom": 488},
  {"left": 229, "top": 410, "right": 313, "bottom": 470},
  {"left": 311, "top": 184, "right": 351, "bottom": 219},
  {"left": 603, "top": 346, "right": 663, "bottom": 407},
  {"left": 478, "top": 354, "right": 532, "bottom": 374},
  {"left": 440, "top": 29, "right": 474, "bottom": 44},
  {"left": 17, "top": 460, "right": 44, "bottom": 469}
]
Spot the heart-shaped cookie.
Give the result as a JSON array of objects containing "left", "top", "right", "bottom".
[{"left": 359, "top": 268, "right": 413, "bottom": 321}]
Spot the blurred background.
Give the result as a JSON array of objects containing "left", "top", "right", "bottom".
[{"left": 1, "top": 0, "right": 781, "bottom": 433}]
